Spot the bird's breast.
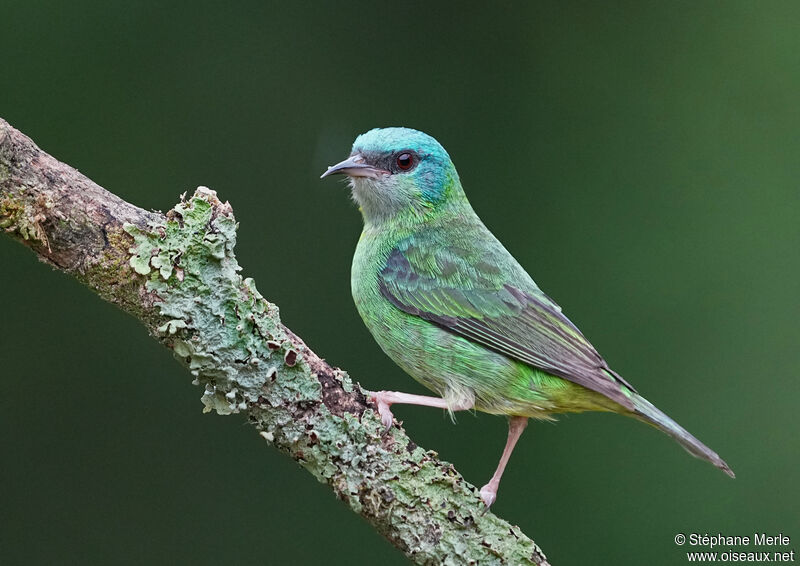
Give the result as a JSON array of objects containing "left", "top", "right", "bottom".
[
  {"left": 351, "top": 230, "right": 439, "bottom": 384},
  {"left": 350, "top": 229, "right": 515, "bottom": 409}
]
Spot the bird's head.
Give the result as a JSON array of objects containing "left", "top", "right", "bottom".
[{"left": 321, "top": 127, "right": 462, "bottom": 226}]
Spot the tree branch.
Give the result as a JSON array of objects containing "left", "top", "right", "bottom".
[{"left": 0, "top": 117, "right": 549, "bottom": 566}]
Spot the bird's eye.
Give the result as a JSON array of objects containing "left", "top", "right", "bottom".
[{"left": 395, "top": 152, "right": 414, "bottom": 171}]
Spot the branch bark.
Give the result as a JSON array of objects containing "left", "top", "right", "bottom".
[{"left": 0, "top": 117, "right": 550, "bottom": 566}]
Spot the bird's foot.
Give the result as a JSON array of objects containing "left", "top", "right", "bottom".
[
  {"left": 370, "top": 391, "right": 395, "bottom": 434},
  {"left": 479, "top": 481, "right": 498, "bottom": 514}
]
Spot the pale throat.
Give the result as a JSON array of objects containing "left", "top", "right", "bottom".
[{"left": 350, "top": 177, "right": 429, "bottom": 229}]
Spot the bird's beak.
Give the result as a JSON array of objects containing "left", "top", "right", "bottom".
[{"left": 320, "top": 154, "right": 387, "bottom": 179}]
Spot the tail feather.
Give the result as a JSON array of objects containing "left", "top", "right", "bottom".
[{"left": 631, "top": 395, "right": 735, "bottom": 478}]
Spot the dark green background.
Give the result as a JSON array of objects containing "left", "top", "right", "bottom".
[{"left": 2, "top": 2, "right": 798, "bottom": 565}]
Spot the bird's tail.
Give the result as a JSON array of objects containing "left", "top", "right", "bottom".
[{"left": 630, "top": 394, "right": 735, "bottom": 478}]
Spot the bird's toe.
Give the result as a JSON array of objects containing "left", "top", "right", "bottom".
[
  {"left": 381, "top": 412, "right": 393, "bottom": 434},
  {"left": 370, "top": 391, "right": 395, "bottom": 434},
  {"left": 479, "top": 484, "right": 497, "bottom": 512}
]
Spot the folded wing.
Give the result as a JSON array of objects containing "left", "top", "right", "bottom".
[{"left": 379, "top": 237, "right": 635, "bottom": 409}]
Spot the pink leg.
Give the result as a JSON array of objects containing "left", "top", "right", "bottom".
[
  {"left": 479, "top": 416, "right": 528, "bottom": 509},
  {"left": 370, "top": 390, "right": 474, "bottom": 432}
]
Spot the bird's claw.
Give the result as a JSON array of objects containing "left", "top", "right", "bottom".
[
  {"left": 370, "top": 392, "right": 395, "bottom": 434},
  {"left": 479, "top": 483, "right": 497, "bottom": 514}
]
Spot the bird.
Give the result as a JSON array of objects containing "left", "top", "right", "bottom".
[{"left": 320, "top": 127, "right": 734, "bottom": 508}]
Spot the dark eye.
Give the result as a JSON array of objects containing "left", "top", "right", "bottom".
[{"left": 395, "top": 152, "right": 414, "bottom": 171}]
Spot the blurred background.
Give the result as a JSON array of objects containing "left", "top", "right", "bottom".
[{"left": 1, "top": 2, "right": 798, "bottom": 564}]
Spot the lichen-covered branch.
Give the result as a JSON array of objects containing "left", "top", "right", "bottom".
[{"left": 0, "top": 117, "right": 549, "bottom": 566}]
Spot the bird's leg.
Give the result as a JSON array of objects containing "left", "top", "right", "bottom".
[
  {"left": 369, "top": 391, "right": 474, "bottom": 433},
  {"left": 479, "top": 416, "right": 528, "bottom": 510}
]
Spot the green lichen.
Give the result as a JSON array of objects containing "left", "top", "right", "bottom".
[
  {"left": 74, "top": 223, "right": 161, "bottom": 325},
  {"left": 124, "top": 188, "right": 321, "bottom": 416},
  {"left": 0, "top": 193, "right": 45, "bottom": 244},
  {"left": 157, "top": 319, "right": 187, "bottom": 334}
]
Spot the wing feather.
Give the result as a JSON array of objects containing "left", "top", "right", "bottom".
[{"left": 379, "top": 242, "right": 636, "bottom": 409}]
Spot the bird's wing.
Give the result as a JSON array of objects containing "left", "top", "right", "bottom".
[{"left": 378, "top": 232, "right": 635, "bottom": 409}]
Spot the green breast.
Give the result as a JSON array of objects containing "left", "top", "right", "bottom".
[{"left": 352, "top": 229, "right": 530, "bottom": 414}]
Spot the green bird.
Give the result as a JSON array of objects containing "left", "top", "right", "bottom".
[{"left": 321, "top": 127, "right": 734, "bottom": 508}]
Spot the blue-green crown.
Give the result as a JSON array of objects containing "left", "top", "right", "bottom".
[
  {"left": 352, "top": 127, "right": 458, "bottom": 205},
  {"left": 352, "top": 127, "right": 452, "bottom": 163}
]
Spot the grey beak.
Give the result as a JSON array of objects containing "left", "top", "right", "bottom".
[{"left": 320, "top": 154, "right": 387, "bottom": 179}]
